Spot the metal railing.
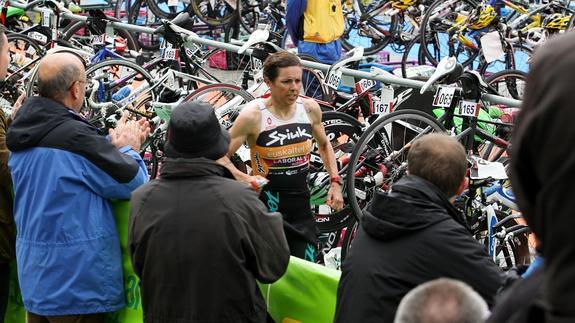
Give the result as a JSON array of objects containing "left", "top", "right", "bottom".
[{"left": 10, "top": 0, "right": 523, "bottom": 107}]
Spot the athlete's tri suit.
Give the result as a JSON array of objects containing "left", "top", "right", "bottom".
[{"left": 250, "top": 99, "right": 317, "bottom": 261}]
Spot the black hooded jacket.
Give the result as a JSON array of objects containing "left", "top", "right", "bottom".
[
  {"left": 129, "top": 158, "right": 290, "bottom": 323},
  {"left": 334, "top": 175, "right": 504, "bottom": 323},
  {"left": 510, "top": 32, "right": 575, "bottom": 323}
]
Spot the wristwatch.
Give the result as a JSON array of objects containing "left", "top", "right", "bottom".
[{"left": 330, "top": 175, "right": 343, "bottom": 186}]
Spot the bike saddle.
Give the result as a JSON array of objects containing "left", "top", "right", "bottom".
[
  {"left": 419, "top": 56, "right": 463, "bottom": 94},
  {"left": 170, "top": 12, "right": 194, "bottom": 30},
  {"left": 250, "top": 42, "right": 282, "bottom": 61},
  {"left": 330, "top": 47, "right": 365, "bottom": 71},
  {"left": 154, "top": 12, "right": 197, "bottom": 43},
  {"left": 238, "top": 28, "right": 270, "bottom": 54}
]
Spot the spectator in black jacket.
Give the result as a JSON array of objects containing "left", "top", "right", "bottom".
[
  {"left": 334, "top": 133, "right": 504, "bottom": 323},
  {"left": 506, "top": 30, "right": 575, "bottom": 323},
  {"left": 129, "top": 102, "right": 290, "bottom": 323}
]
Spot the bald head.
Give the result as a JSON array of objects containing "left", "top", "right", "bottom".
[
  {"left": 407, "top": 134, "right": 467, "bottom": 197},
  {"left": 38, "top": 53, "right": 85, "bottom": 105},
  {"left": 394, "top": 279, "right": 489, "bottom": 323}
]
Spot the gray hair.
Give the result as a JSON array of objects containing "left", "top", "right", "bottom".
[
  {"left": 38, "top": 63, "right": 81, "bottom": 100},
  {"left": 394, "top": 278, "right": 489, "bottom": 323}
]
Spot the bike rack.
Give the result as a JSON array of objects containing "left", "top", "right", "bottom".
[{"left": 11, "top": 1, "right": 523, "bottom": 107}]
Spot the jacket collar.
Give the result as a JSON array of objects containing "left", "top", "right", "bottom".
[
  {"left": 159, "top": 158, "right": 235, "bottom": 179},
  {"left": 362, "top": 175, "right": 469, "bottom": 241}
]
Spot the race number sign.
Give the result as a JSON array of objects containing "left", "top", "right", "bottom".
[
  {"left": 326, "top": 69, "right": 342, "bottom": 90},
  {"left": 459, "top": 100, "right": 480, "bottom": 117},
  {"left": 356, "top": 78, "right": 376, "bottom": 92},
  {"left": 372, "top": 85, "right": 394, "bottom": 115},
  {"left": 433, "top": 86, "right": 456, "bottom": 107}
]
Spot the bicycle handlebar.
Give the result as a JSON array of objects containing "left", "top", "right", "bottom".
[{"left": 23, "top": 0, "right": 71, "bottom": 14}]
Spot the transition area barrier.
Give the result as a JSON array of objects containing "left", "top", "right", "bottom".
[
  {"left": 5, "top": 201, "right": 341, "bottom": 323},
  {"left": 9, "top": 1, "right": 522, "bottom": 108}
]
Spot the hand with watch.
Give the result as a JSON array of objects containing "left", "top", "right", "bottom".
[{"left": 327, "top": 175, "right": 344, "bottom": 211}]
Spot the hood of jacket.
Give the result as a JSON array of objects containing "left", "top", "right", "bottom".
[
  {"left": 160, "top": 157, "right": 235, "bottom": 180},
  {"left": 362, "top": 175, "right": 468, "bottom": 241},
  {"left": 7, "top": 97, "right": 91, "bottom": 152}
]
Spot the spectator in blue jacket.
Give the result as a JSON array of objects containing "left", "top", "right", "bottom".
[{"left": 6, "top": 52, "right": 150, "bottom": 323}]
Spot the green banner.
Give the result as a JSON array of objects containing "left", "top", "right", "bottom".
[
  {"left": 106, "top": 201, "right": 143, "bottom": 323},
  {"left": 259, "top": 256, "right": 341, "bottom": 323},
  {"left": 4, "top": 261, "right": 24, "bottom": 323},
  {"left": 5, "top": 201, "right": 341, "bottom": 323}
]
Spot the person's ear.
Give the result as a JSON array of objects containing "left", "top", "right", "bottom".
[{"left": 72, "top": 82, "right": 81, "bottom": 100}]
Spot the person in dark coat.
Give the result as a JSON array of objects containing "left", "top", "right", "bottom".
[
  {"left": 129, "top": 102, "right": 290, "bottom": 323},
  {"left": 494, "top": 30, "right": 575, "bottom": 323},
  {"left": 334, "top": 134, "right": 504, "bottom": 323}
]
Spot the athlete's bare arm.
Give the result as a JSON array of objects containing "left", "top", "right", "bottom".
[
  {"left": 217, "top": 103, "right": 263, "bottom": 184},
  {"left": 303, "top": 98, "right": 344, "bottom": 211}
]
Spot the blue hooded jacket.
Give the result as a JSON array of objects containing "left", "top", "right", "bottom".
[{"left": 7, "top": 97, "right": 148, "bottom": 315}]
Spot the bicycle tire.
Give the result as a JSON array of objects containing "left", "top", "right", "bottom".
[
  {"left": 128, "top": 0, "right": 163, "bottom": 51},
  {"left": 196, "top": 47, "right": 253, "bottom": 89},
  {"left": 147, "top": 0, "right": 192, "bottom": 19},
  {"left": 479, "top": 43, "right": 532, "bottom": 75},
  {"left": 340, "top": 218, "right": 357, "bottom": 261},
  {"left": 184, "top": 83, "right": 255, "bottom": 127},
  {"left": 82, "top": 59, "right": 156, "bottom": 127},
  {"left": 190, "top": 0, "right": 238, "bottom": 26},
  {"left": 485, "top": 68, "right": 526, "bottom": 101},
  {"left": 340, "top": 0, "right": 395, "bottom": 55},
  {"left": 298, "top": 53, "right": 333, "bottom": 102},
  {"left": 313, "top": 111, "right": 362, "bottom": 264},
  {"left": 419, "top": 0, "right": 480, "bottom": 67},
  {"left": 346, "top": 109, "right": 446, "bottom": 220},
  {"left": 400, "top": 35, "right": 428, "bottom": 79},
  {"left": 62, "top": 19, "right": 139, "bottom": 53},
  {"left": 6, "top": 33, "right": 44, "bottom": 81}
]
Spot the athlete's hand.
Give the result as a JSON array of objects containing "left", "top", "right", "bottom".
[
  {"left": 248, "top": 175, "right": 269, "bottom": 193},
  {"left": 327, "top": 183, "right": 344, "bottom": 211}
]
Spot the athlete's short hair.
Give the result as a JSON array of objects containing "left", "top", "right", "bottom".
[{"left": 263, "top": 51, "right": 301, "bottom": 82}]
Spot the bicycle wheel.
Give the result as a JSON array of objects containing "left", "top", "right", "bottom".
[
  {"left": 298, "top": 54, "right": 332, "bottom": 102},
  {"left": 419, "top": 0, "right": 480, "bottom": 67},
  {"left": 62, "top": 19, "right": 139, "bottom": 54},
  {"left": 346, "top": 109, "right": 445, "bottom": 220},
  {"left": 485, "top": 69, "right": 526, "bottom": 101},
  {"left": 400, "top": 35, "right": 429, "bottom": 79},
  {"left": 128, "top": 0, "right": 163, "bottom": 51},
  {"left": 196, "top": 48, "right": 253, "bottom": 89},
  {"left": 480, "top": 43, "right": 532, "bottom": 75},
  {"left": 184, "top": 83, "right": 255, "bottom": 127},
  {"left": 190, "top": 0, "right": 238, "bottom": 26},
  {"left": 6, "top": 34, "right": 43, "bottom": 82},
  {"left": 114, "top": 0, "right": 127, "bottom": 19},
  {"left": 148, "top": 0, "right": 192, "bottom": 19},
  {"left": 340, "top": 0, "right": 395, "bottom": 55},
  {"left": 83, "top": 59, "right": 156, "bottom": 128},
  {"left": 312, "top": 111, "right": 362, "bottom": 264}
]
